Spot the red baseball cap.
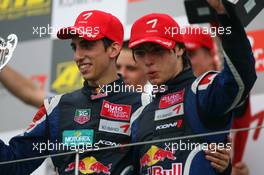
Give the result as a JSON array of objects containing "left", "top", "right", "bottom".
[
  {"left": 57, "top": 10, "right": 124, "bottom": 46},
  {"left": 129, "top": 13, "right": 183, "bottom": 49},
  {"left": 183, "top": 26, "right": 215, "bottom": 52}
]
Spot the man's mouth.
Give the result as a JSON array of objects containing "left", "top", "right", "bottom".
[
  {"left": 147, "top": 71, "right": 158, "bottom": 78},
  {"left": 79, "top": 63, "right": 92, "bottom": 73}
]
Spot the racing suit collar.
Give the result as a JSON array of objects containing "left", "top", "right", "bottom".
[
  {"left": 166, "top": 68, "right": 194, "bottom": 86},
  {"left": 155, "top": 68, "right": 195, "bottom": 95}
]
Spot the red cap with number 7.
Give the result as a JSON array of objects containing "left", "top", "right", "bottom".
[
  {"left": 57, "top": 10, "right": 124, "bottom": 46},
  {"left": 129, "top": 13, "right": 183, "bottom": 49}
]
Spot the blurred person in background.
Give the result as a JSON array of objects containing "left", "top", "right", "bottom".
[
  {"left": 0, "top": 65, "right": 45, "bottom": 107},
  {"left": 117, "top": 41, "right": 148, "bottom": 88},
  {"left": 117, "top": 41, "right": 153, "bottom": 95},
  {"left": 183, "top": 26, "right": 222, "bottom": 76},
  {"left": 184, "top": 26, "right": 250, "bottom": 175}
]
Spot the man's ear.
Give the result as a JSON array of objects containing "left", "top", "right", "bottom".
[
  {"left": 174, "top": 45, "right": 185, "bottom": 57},
  {"left": 108, "top": 42, "right": 121, "bottom": 59}
]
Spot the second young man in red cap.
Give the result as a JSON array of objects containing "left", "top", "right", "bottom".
[{"left": 130, "top": 0, "right": 256, "bottom": 174}]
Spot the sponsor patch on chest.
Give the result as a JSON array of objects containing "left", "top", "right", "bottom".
[
  {"left": 155, "top": 103, "right": 184, "bottom": 121},
  {"left": 100, "top": 100, "right": 132, "bottom": 121},
  {"left": 62, "top": 129, "right": 94, "bottom": 146},
  {"left": 155, "top": 119, "right": 183, "bottom": 130},
  {"left": 74, "top": 109, "right": 91, "bottom": 125},
  {"left": 159, "top": 90, "right": 184, "bottom": 109},
  {"left": 99, "top": 119, "right": 130, "bottom": 136}
]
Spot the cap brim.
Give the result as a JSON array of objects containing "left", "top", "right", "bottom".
[
  {"left": 57, "top": 26, "right": 103, "bottom": 41},
  {"left": 129, "top": 36, "right": 175, "bottom": 49}
]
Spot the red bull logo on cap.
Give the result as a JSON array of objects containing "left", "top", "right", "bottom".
[{"left": 65, "top": 156, "right": 111, "bottom": 174}]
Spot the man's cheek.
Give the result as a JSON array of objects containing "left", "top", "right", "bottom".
[
  {"left": 133, "top": 73, "right": 142, "bottom": 82},
  {"left": 190, "top": 57, "right": 201, "bottom": 66}
]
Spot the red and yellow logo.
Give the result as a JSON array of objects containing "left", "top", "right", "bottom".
[
  {"left": 65, "top": 156, "right": 112, "bottom": 175},
  {"left": 140, "top": 145, "right": 176, "bottom": 167}
]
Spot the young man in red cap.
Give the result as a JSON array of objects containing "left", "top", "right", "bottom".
[
  {"left": 130, "top": 0, "right": 257, "bottom": 174},
  {"left": 0, "top": 10, "right": 149, "bottom": 175}
]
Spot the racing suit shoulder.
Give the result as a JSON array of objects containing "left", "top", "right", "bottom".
[
  {"left": 44, "top": 94, "right": 63, "bottom": 115},
  {"left": 0, "top": 95, "right": 63, "bottom": 175},
  {"left": 192, "top": 15, "right": 257, "bottom": 118},
  {"left": 131, "top": 93, "right": 152, "bottom": 141},
  {"left": 0, "top": 106, "right": 49, "bottom": 174},
  {"left": 191, "top": 71, "right": 219, "bottom": 94}
]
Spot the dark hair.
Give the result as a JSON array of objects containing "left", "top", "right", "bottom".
[
  {"left": 175, "top": 42, "right": 190, "bottom": 70},
  {"left": 130, "top": 41, "right": 190, "bottom": 69},
  {"left": 102, "top": 37, "right": 122, "bottom": 60},
  {"left": 122, "top": 40, "right": 129, "bottom": 49},
  {"left": 102, "top": 37, "right": 114, "bottom": 51}
]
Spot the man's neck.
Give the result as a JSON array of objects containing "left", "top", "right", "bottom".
[
  {"left": 87, "top": 65, "right": 119, "bottom": 87},
  {"left": 171, "top": 59, "right": 184, "bottom": 81}
]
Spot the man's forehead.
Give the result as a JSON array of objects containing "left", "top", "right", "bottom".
[
  {"left": 118, "top": 52, "right": 136, "bottom": 65},
  {"left": 134, "top": 42, "right": 165, "bottom": 49}
]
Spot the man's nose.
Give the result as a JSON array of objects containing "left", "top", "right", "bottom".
[
  {"left": 144, "top": 55, "right": 155, "bottom": 67},
  {"left": 118, "top": 67, "right": 127, "bottom": 78},
  {"left": 73, "top": 47, "right": 85, "bottom": 62}
]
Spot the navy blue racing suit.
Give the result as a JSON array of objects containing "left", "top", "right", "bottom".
[
  {"left": 0, "top": 78, "right": 150, "bottom": 175},
  {"left": 131, "top": 14, "right": 257, "bottom": 175}
]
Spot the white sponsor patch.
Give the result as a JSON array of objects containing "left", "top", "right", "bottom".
[
  {"left": 155, "top": 103, "right": 184, "bottom": 121},
  {"left": 95, "top": 140, "right": 121, "bottom": 147},
  {"left": 99, "top": 119, "right": 130, "bottom": 136},
  {"left": 156, "top": 119, "right": 183, "bottom": 130},
  {"left": 191, "top": 71, "right": 218, "bottom": 94},
  {"left": 197, "top": 73, "right": 217, "bottom": 91}
]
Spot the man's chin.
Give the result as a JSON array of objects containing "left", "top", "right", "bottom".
[
  {"left": 82, "top": 73, "right": 95, "bottom": 81},
  {"left": 149, "top": 78, "right": 162, "bottom": 86}
]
